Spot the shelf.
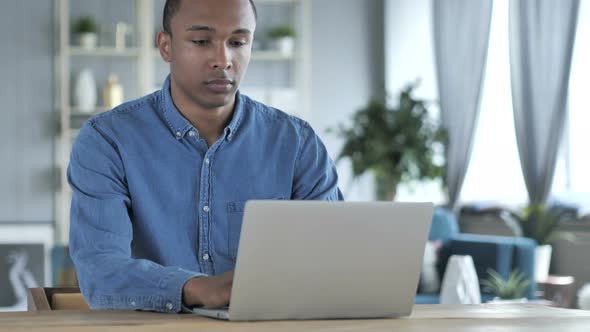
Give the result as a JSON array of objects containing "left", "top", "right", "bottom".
[
  {"left": 67, "top": 46, "right": 141, "bottom": 57},
  {"left": 69, "top": 108, "right": 107, "bottom": 129},
  {"left": 70, "top": 107, "right": 108, "bottom": 117},
  {"left": 252, "top": 50, "right": 296, "bottom": 61},
  {"left": 69, "top": 128, "right": 80, "bottom": 139}
]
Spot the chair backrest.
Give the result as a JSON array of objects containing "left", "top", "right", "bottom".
[
  {"left": 429, "top": 208, "right": 460, "bottom": 242},
  {"left": 27, "top": 287, "right": 89, "bottom": 311}
]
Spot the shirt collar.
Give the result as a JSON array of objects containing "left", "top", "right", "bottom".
[
  {"left": 159, "top": 75, "right": 245, "bottom": 142},
  {"left": 225, "top": 90, "right": 245, "bottom": 141},
  {"left": 160, "top": 76, "right": 193, "bottom": 140}
]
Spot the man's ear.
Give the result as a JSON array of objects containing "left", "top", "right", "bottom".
[{"left": 157, "top": 31, "right": 172, "bottom": 63}]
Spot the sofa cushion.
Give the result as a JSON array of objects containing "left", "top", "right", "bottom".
[
  {"left": 415, "top": 293, "right": 440, "bottom": 304},
  {"left": 429, "top": 208, "right": 460, "bottom": 242}
]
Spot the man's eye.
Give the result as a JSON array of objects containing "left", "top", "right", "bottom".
[
  {"left": 230, "top": 40, "right": 247, "bottom": 47},
  {"left": 191, "top": 40, "right": 210, "bottom": 46}
]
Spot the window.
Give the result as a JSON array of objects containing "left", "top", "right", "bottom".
[
  {"left": 461, "top": 0, "right": 590, "bottom": 207},
  {"left": 389, "top": 0, "right": 589, "bottom": 206},
  {"left": 459, "top": 0, "right": 527, "bottom": 205},
  {"left": 552, "top": 0, "right": 590, "bottom": 209}
]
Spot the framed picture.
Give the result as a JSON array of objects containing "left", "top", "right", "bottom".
[{"left": 0, "top": 224, "right": 53, "bottom": 312}]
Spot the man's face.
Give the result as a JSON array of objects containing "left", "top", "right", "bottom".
[{"left": 162, "top": 0, "right": 256, "bottom": 110}]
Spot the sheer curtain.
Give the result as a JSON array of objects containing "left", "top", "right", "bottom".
[
  {"left": 432, "top": 0, "right": 493, "bottom": 208},
  {"left": 509, "top": 0, "right": 580, "bottom": 204}
]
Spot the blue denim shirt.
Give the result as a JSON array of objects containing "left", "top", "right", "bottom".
[{"left": 68, "top": 76, "right": 343, "bottom": 313}]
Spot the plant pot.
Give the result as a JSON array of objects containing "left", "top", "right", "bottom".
[
  {"left": 578, "top": 284, "right": 590, "bottom": 310},
  {"left": 488, "top": 297, "right": 528, "bottom": 304},
  {"left": 374, "top": 172, "right": 396, "bottom": 201},
  {"left": 534, "top": 244, "right": 552, "bottom": 282},
  {"left": 78, "top": 32, "right": 97, "bottom": 49},
  {"left": 274, "top": 37, "right": 295, "bottom": 56}
]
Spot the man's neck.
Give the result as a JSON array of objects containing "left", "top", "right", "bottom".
[
  {"left": 170, "top": 85, "right": 235, "bottom": 147},
  {"left": 184, "top": 105, "right": 234, "bottom": 147}
]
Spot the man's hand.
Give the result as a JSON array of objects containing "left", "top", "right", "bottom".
[{"left": 182, "top": 270, "right": 234, "bottom": 309}]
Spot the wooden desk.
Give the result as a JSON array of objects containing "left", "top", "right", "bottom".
[{"left": 1, "top": 304, "right": 589, "bottom": 331}]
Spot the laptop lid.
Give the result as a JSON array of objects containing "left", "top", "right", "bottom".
[{"left": 227, "top": 201, "right": 433, "bottom": 321}]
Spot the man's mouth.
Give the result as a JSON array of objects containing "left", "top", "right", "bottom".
[{"left": 205, "top": 79, "right": 234, "bottom": 92}]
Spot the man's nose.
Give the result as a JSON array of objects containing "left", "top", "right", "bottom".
[{"left": 210, "top": 45, "right": 232, "bottom": 70}]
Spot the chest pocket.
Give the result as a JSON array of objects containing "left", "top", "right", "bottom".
[{"left": 227, "top": 197, "right": 284, "bottom": 261}]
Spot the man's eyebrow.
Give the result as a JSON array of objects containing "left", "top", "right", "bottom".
[
  {"left": 232, "top": 28, "right": 252, "bottom": 35},
  {"left": 186, "top": 25, "right": 215, "bottom": 32},
  {"left": 185, "top": 25, "right": 252, "bottom": 35}
]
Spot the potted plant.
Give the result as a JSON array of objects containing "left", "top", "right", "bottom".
[
  {"left": 330, "top": 82, "right": 448, "bottom": 200},
  {"left": 481, "top": 268, "right": 531, "bottom": 302},
  {"left": 267, "top": 25, "right": 296, "bottom": 56},
  {"left": 500, "top": 203, "right": 576, "bottom": 281},
  {"left": 73, "top": 16, "right": 98, "bottom": 49}
]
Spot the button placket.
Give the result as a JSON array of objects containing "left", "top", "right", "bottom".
[
  {"left": 198, "top": 141, "right": 223, "bottom": 274},
  {"left": 198, "top": 151, "right": 214, "bottom": 274}
]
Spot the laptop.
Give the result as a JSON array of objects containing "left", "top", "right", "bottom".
[{"left": 192, "top": 200, "right": 433, "bottom": 321}]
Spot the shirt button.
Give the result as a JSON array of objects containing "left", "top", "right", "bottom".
[
  {"left": 166, "top": 302, "right": 173, "bottom": 311},
  {"left": 189, "top": 130, "right": 196, "bottom": 137},
  {"left": 203, "top": 206, "right": 210, "bottom": 213},
  {"left": 205, "top": 158, "right": 210, "bottom": 165},
  {"left": 175, "top": 131, "right": 182, "bottom": 138},
  {"left": 203, "top": 252, "right": 210, "bottom": 261}
]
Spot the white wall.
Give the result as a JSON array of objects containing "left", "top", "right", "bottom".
[
  {"left": 385, "top": 0, "right": 437, "bottom": 102},
  {"left": 0, "top": 0, "right": 54, "bottom": 223},
  {"left": 310, "top": 0, "right": 385, "bottom": 201}
]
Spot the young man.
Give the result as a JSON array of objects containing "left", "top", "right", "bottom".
[{"left": 68, "top": 0, "right": 343, "bottom": 313}]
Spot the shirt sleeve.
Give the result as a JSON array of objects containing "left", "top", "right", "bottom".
[
  {"left": 68, "top": 121, "right": 205, "bottom": 313},
  {"left": 292, "top": 122, "right": 344, "bottom": 201}
]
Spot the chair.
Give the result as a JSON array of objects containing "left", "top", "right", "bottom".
[
  {"left": 27, "top": 287, "right": 89, "bottom": 311},
  {"left": 415, "top": 208, "right": 537, "bottom": 304}
]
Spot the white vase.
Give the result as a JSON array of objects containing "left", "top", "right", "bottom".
[
  {"left": 577, "top": 283, "right": 590, "bottom": 310},
  {"left": 275, "top": 37, "right": 295, "bottom": 56},
  {"left": 535, "top": 244, "right": 553, "bottom": 282},
  {"left": 74, "top": 69, "right": 97, "bottom": 113},
  {"left": 489, "top": 297, "right": 528, "bottom": 304},
  {"left": 439, "top": 255, "right": 481, "bottom": 304},
  {"left": 78, "top": 33, "right": 97, "bottom": 49}
]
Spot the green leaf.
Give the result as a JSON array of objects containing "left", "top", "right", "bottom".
[
  {"left": 482, "top": 268, "right": 531, "bottom": 300},
  {"left": 73, "top": 16, "right": 97, "bottom": 34},
  {"left": 489, "top": 204, "right": 577, "bottom": 245},
  {"left": 328, "top": 81, "right": 448, "bottom": 195}
]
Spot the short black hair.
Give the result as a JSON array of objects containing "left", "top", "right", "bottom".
[{"left": 163, "top": 0, "right": 257, "bottom": 36}]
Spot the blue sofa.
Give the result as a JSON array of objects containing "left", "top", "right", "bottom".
[{"left": 415, "top": 208, "right": 537, "bottom": 304}]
